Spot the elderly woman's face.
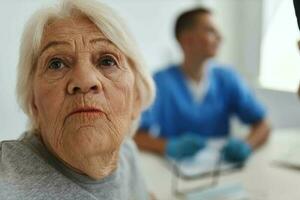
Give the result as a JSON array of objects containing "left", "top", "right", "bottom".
[{"left": 33, "top": 16, "right": 139, "bottom": 167}]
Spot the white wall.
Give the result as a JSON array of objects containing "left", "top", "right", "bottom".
[{"left": 0, "top": 0, "right": 57, "bottom": 140}]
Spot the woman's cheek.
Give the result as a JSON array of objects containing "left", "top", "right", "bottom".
[
  {"left": 111, "top": 80, "right": 134, "bottom": 115},
  {"left": 34, "top": 79, "right": 67, "bottom": 132}
]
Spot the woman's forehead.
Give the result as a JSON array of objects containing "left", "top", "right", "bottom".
[
  {"left": 40, "top": 16, "right": 112, "bottom": 53},
  {"left": 43, "top": 16, "right": 103, "bottom": 37}
]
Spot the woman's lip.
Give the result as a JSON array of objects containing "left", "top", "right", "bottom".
[{"left": 67, "top": 107, "right": 103, "bottom": 117}]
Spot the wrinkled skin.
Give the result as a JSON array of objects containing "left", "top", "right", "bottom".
[{"left": 32, "top": 15, "right": 140, "bottom": 179}]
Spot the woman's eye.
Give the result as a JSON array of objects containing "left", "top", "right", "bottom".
[
  {"left": 48, "top": 58, "right": 66, "bottom": 70},
  {"left": 98, "top": 55, "right": 118, "bottom": 68}
]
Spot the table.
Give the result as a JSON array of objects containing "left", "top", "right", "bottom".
[{"left": 138, "top": 129, "right": 300, "bottom": 200}]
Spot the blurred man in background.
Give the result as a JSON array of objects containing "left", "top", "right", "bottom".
[{"left": 134, "top": 7, "right": 270, "bottom": 163}]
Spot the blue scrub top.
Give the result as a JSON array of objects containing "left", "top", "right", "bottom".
[{"left": 139, "top": 64, "right": 266, "bottom": 139}]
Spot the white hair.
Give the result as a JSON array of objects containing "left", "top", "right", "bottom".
[{"left": 16, "top": 0, "right": 155, "bottom": 137}]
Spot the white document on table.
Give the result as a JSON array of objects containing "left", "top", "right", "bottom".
[{"left": 170, "top": 139, "right": 241, "bottom": 179}]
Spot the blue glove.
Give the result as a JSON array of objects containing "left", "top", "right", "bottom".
[
  {"left": 165, "top": 133, "right": 206, "bottom": 160},
  {"left": 221, "top": 138, "right": 252, "bottom": 163}
]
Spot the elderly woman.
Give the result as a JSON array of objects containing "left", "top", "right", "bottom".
[{"left": 0, "top": 0, "right": 155, "bottom": 199}]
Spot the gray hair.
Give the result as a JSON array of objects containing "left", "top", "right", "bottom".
[{"left": 16, "top": 0, "right": 155, "bottom": 137}]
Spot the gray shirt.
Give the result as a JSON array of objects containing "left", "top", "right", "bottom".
[{"left": 0, "top": 134, "right": 149, "bottom": 200}]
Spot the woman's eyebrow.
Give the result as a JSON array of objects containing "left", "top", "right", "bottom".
[
  {"left": 89, "top": 37, "right": 113, "bottom": 45},
  {"left": 40, "top": 41, "right": 71, "bottom": 56}
]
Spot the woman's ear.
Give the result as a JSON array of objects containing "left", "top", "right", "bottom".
[
  {"left": 131, "top": 86, "right": 141, "bottom": 120},
  {"left": 31, "top": 96, "right": 40, "bottom": 129},
  {"left": 31, "top": 95, "right": 38, "bottom": 116}
]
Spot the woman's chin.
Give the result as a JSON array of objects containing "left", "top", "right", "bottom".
[{"left": 64, "top": 127, "right": 121, "bottom": 155}]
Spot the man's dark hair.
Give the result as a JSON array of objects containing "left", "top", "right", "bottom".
[{"left": 174, "top": 7, "right": 211, "bottom": 40}]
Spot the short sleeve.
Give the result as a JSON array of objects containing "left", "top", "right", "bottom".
[{"left": 227, "top": 70, "right": 266, "bottom": 124}]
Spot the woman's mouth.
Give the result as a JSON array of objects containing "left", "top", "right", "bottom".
[{"left": 67, "top": 107, "right": 103, "bottom": 118}]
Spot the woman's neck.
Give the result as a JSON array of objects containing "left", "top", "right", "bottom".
[
  {"left": 38, "top": 133, "right": 119, "bottom": 180},
  {"left": 78, "top": 151, "right": 119, "bottom": 180}
]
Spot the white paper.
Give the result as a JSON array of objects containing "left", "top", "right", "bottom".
[{"left": 171, "top": 139, "right": 239, "bottom": 178}]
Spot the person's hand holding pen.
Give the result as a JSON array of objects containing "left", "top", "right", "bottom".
[{"left": 221, "top": 138, "right": 253, "bottom": 163}]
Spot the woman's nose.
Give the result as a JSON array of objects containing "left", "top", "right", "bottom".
[{"left": 67, "top": 61, "right": 102, "bottom": 95}]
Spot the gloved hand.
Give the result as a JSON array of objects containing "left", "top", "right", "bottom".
[
  {"left": 165, "top": 133, "right": 206, "bottom": 160},
  {"left": 221, "top": 138, "right": 252, "bottom": 163}
]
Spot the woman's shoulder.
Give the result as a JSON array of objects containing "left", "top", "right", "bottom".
[
  {"left": 0, "top": 139, "right": 47, "bottom": 181},
  {"left": 0, "top": 138, "right": 95, "bottom": 200},
  {"left": 119, "top": 139, "right": 149, "bottom": 200},
  {"left": 120, "top": 138, "right": 140, "bottom": 167},
  {"left": 0, "top": 139, "right": 27, "bottom": 169},
  {"left": 0, "top": 139, "right": 35, "bottom": 198}
]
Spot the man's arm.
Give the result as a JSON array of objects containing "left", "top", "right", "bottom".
[
  {"left": 133, "top": 130, "right": 166, "bottom": 155},
  {"left": 246, "top": 119, "right": 271, "bottom": 149}
]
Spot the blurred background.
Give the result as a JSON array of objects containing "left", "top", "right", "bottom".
[{"left": 0, "top": 0, "right": 299, "bottom": 140}]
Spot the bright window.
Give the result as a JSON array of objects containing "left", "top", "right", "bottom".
[{"left": 260, "top": 0, "right": 300, "bottom": 92}]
